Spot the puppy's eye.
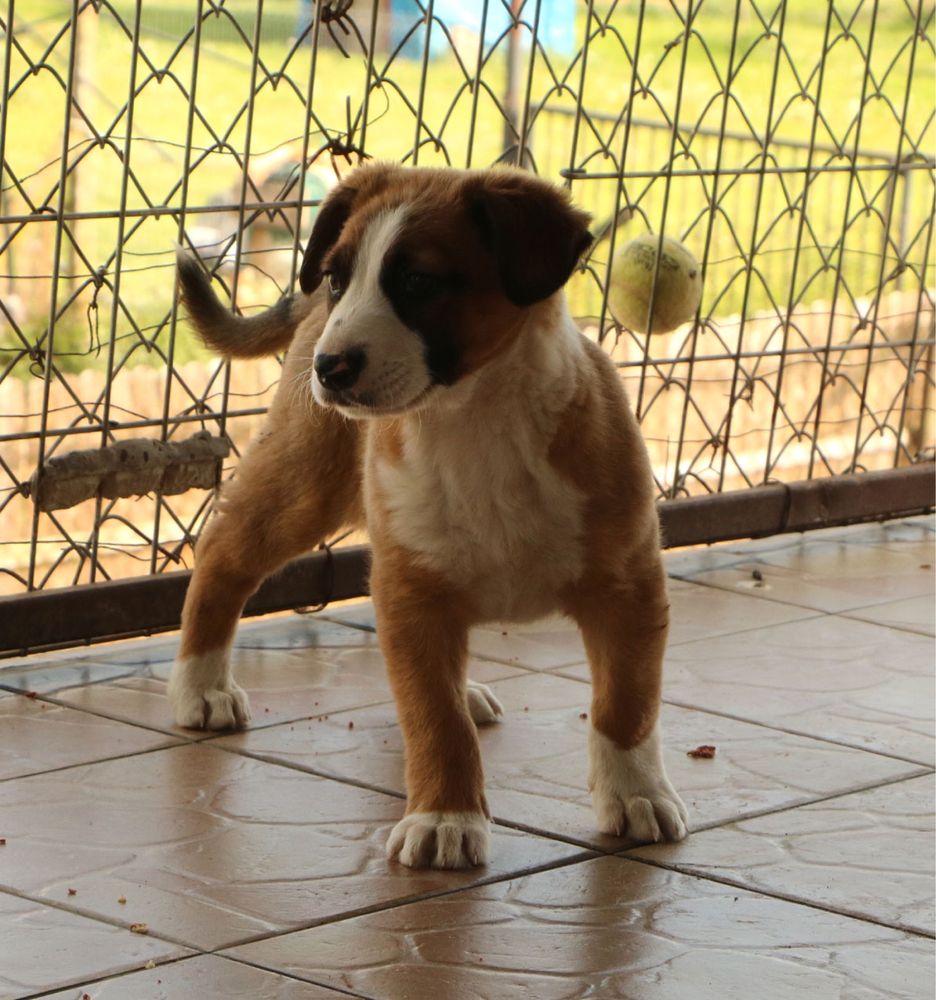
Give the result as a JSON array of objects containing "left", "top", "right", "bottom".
[
  {"left": 402, "top": 271, "right": 440, "bottom": 299},
  {"left": 326, "top": 272, "right": 343, "bottom": 298}
]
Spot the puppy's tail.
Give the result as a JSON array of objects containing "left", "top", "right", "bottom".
[{"left": 176, "top": 248, "right": 316, "bottom": 358}]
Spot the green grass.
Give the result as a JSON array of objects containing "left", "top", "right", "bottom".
[{"left": 2, "top": 0, "right": 933, "bottom": 377}]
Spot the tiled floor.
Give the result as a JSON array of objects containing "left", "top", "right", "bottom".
[{"left": 0, "top": 516, "right": 933, "bottom": 999}]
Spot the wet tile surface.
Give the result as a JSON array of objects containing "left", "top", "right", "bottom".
[
  {"left": 664, "top": 515, "right": 934, "bottom": 577},
  {"left": 660, "top": 614, "right": 935, "bottom": 764},
  {"left": 49, "top": 643, "right": 517, "bottom": 739},
  {"left": 228, "top": 855, "right": 933, "bottom": 1000},
  {"left": 214, "top": 672, "right": 924, "bottom": 849},
  {"left": 0, "top": 744, "right": 581, "bottom": 951},
  {"left": 843, "top": 594, "right": 935, "bottom": 636},
  {"left": 325, "top": 581, "right": 816, "bottom": 669},
  {"left": 669, "top": 531, "right": 934, "bottom": 614},
  {"left": 0, "top": 659, "right": 139, "bottom": 697},
  {"left": 0, "top": 890, "right": 184, "bottom": 1000},
  {"left": 0, "top": 518, "right": 933, "bottom": 998},
  {"left": 40, "top": 954, "right": 352, "bottom": 999},
  {"left": 0, "top": 694, "right": 179, "bottom": 781},
  {"left": 633, "top": 774, "right": 936, "bottom": 935}
]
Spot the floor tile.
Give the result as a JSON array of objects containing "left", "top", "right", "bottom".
[
  {"left": 665, "top": 577, "right": 819, "bottom": 644},
  {"left": 0, "top": 694, "right": 179, "bottom": 781},
  {"left": 661, "top": 615, "right": 935, "bottom": 764},
  {"left": 0, "top": 744, "right": 581, "bottom": 951},
  {"left": 664, "top": 516, "right": 935, "bottom": 579},
  {"left": 324, "top": 605, "right": 589, "bottom": 669},
  {"left": 463, "top": 582, "right": 814, "bottom": 667},
  {"left": 632, "top": 774, "right": 935, "bottom": 936},
  {"left": 0, "top": 890, "right": 184, "bottom": 1000},
  {"left": 40, "top": 954, "right": 351, "bottom": 999},
  {"left": 322, "top": 583, "right": 816, "bottom": 673},
  {"left": 467, "top": 616, "right": 588, "bottom": 669},
  {"left": 226, "top": 855, "right": 933, "bottom": 1000},
  {"left": 0, "top": 660, "right": 138, "bottom": 697},
  {"left": 843, "top": 594, "right": 935, "bottom": 637},
  {"left": 815, "top": 515, "right": 935, "bottom": 555},
  {"left": 319, "top": 602, "right": 377, "bottom": 632},
  {"left": 670, "top": 537, "right": 933, "bottom": 614},
  {"left": 48, "top": 677, "right": 217, "bottom": 743},
  {"left": 49, "top": 641, "right": 516, "bottom": 740},
  {"left": 76, "top": 617, "right": 382, "bottom": 666},
  {"left": 214, "top": 672, "right": 923, "bottom": 849}
]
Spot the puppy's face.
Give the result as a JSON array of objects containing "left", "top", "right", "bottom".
[{"left": 300, "top": 165, "right": 591, "bottom": 418}]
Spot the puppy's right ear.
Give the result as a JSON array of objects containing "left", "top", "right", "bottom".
[{"left": 299, "top": 183, "right": 359, "bottom": 294}]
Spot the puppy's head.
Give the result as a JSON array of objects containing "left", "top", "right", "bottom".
[{"left": 301, "top": 164, "right": 592, "bottom": 417}]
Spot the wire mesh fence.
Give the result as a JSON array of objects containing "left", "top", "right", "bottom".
[{"left": 0, "top": 0, "right": 934, "bottom": 609}]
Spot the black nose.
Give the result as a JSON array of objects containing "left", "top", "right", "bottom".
[{"left": 314, "top": 348, "right": 366, "bottom": 391}]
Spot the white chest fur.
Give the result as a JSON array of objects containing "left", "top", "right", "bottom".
[{"left": 368, "top": 309, "right": 587, "bottom": 622}]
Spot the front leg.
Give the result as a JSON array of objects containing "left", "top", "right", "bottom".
[
  {"left": 372, "top": 562, "right": 489, "bottom": 870},
  {"left": 565, "top": 561, "right": 688, "bottom": 843},
  {"left": 168, "top": 394, "right": 361, "bottom": 731}
]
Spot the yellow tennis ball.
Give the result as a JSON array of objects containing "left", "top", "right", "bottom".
[{"left": 607, "top": 234, "right": 702, "bottom": 334}]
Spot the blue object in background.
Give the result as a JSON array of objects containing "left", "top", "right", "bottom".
[{"left": 389, "top": 0, "right": 576, "bottom": 60}]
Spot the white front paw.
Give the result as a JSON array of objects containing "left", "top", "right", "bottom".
[
  {"left": 466, "top": 679, "right": 504, "bottom": 725},
  {"left": 589, "top": 722, "right": 688, "bottom": 843},
  {"left": 168, "top": 652, "right": 251, "bottom": 731},
  {"left": 386, "top": 811, "right": 490, "bottom": 869}
]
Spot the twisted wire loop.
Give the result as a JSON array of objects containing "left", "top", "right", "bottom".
[{"left": 0, "top": 0, "right": 933, "bottom": 599}]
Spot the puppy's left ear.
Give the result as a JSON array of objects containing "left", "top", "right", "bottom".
[
  {"left": 299, "top": 181, "right": 360, "bottom": 294},
  {"left": 466, "top": 171, "right": 593, "bottom": 307}
]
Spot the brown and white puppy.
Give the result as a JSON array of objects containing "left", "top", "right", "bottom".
[{"left": 168, "top": 163, "right": 688, "bottom": 869}]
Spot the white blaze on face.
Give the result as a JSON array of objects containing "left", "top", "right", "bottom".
[{"left": 311, "top": 205, "right": 433, "bottom": 416}]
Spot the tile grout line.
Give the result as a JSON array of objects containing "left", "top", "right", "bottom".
[
  {"left": 0, "top": 741, "right": 194, "bottom": 785},
  {"left": 490, "top": 767, "right": 935, "bottom": 853},
  {"left": 660, "top": 695, "right": 936, "bottom": 768},
  {"left": 548, "top": 666, "right": 935, "bottom": 769},
  {"left": 836, "top": 609, "right": 935, "bottom": 639},
  {"left": 0, "top": 881, "right": 200, "bottom": 951},
  {"left": 4, "top": 689, "right": 919, "bottom": 855},
  {"left": 0, "top": 729, "right": 604, "bottom": 858},
  {"left": 665, "top": 568, "right": 934, "bottom": 621},
  {"left": 677, "top": 767, "right": 935, "bottom": 835},
  {"left": 622, "top": 852, "right": 936, "bottom": 940},
  {"left": 219, "top": 953, "right": 378, "bottom": 1000},
  {"left": 210, "top": 849, "right": 599, "bottom": 954},
  {"left": 12, "top": 948, "right": 373, "bottom": 1000},
  {"left": 203, "top": 739, "right": 409, "bottom": 801},
  {"left": 203, "top": 741, "right": 933, "bottom": 857},
  {"left": 3, "top": 693, "right": 930, "bottom": 865},
  {"left": 0, "top": 846, "right": 601, "bottom": 979},
  {"left": 0, "top": 686, "right": 410, "bottom": 760},
  {"left": 664, "top": 610, "right": 829, "bottom": 646},
  {"left": 13, "top": 954, "right": 201, "bottom": 1000}
]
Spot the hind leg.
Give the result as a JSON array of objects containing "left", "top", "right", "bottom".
[
  {"left": 565, "top": 558, "right": 688, "bottom": 843},
  {"left": 168, "top": 402, "right": 361, "bottom": 730}
]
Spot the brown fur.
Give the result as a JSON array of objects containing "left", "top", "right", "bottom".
[
  {"left": 178, "top": 304, "right": 363, "bottom": 658},
  {"left": 370, "top": 547, "right": 488, "bottom": 817},
  {"left": 173, "top": 163, "right": 678, "bottom": 860},
  {"left": 551, "top": 337, "right": 668, "bottom": 749}
]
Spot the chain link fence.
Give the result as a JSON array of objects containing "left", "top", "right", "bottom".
[{"left": 0, "top": 0, "right": 934, "bottom": 648}]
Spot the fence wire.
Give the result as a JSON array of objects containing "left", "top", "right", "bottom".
[{"left": 0, "top": 0, "right": 933, "bottom": 599}]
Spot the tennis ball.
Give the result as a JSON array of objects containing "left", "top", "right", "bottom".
[{"left": 607, "top": 234, "right": 702, "bottom": 334}]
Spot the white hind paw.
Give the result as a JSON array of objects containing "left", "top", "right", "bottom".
[{"left": 466, "top": 679, "right": 504, "bottom": 725}]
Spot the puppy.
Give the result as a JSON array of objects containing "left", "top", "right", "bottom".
[{"left": 168, "top": 163, "right": 688, "bottom": 869}]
